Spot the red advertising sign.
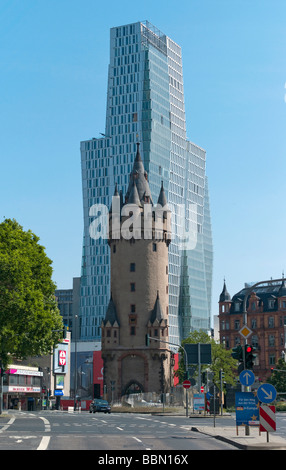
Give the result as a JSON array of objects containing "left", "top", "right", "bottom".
[
  {"left": 93, "top": 351, "right": 104, "bottom": 396},
  {"left": 59, "top": 350, "right": 67, "bottom": 366},
  {"left": 173, "top": 353, "right": 179, "bottom": 387}
]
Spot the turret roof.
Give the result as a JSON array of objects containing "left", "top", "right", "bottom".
[
  {"left": 103, "top": 295, "right": 120, "bottom": 326},
  {"left": 125, "top": 143, "right": 153, "bottom": 206}
]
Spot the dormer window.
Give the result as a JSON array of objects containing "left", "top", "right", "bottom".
[{"left": 235, "top": 302, "right": 240, "bottom": 312}]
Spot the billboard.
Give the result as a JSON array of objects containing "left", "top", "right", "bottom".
[
  {"left": 93, "top": 351, "right": 104, "bottom": 396},
  {"left": 53, "top": 342, "right": 69, "bottom": 374}
]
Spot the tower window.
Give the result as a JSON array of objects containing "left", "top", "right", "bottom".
[
  {"left": 130, "top": 283, "right": 136, "bottom": 292},
  {"left": 130, "top": 263, "right": 136, "bottom": 272},
  {"left": 129, "top": 314, "right": 137, "bottom": 335},
  {"left": 131, "top": 304, "right": 136, "bottom": 312},
  {"left": 152, "top": 243, "right": 157, "bottom": 252}
]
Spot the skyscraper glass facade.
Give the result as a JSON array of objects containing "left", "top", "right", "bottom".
[{"left": 80, "top": 21, "right": 213, "bottom": 344}]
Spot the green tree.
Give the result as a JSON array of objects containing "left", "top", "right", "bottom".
[
  {"left": 176, "top": 330, "right": 237, "bottom": 390},
  {"left": 0, "top": 218, "right": 63, "bottom": 369},
  {"left": 267, "top": 358, "right": 286, "bottom": 392}
]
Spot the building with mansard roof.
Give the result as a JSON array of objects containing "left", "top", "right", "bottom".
[{"left": 218, "top": 279, "right": 286, "bottom": 381}]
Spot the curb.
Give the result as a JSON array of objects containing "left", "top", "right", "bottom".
[{"left": 191, "top": 426, "right": 286, "bottom": 450}]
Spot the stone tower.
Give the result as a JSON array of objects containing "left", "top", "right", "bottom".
[{"left": 101, "top": 143, "right": 173, "bottom": 401}]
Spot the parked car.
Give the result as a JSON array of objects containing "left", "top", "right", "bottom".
[{"left": 89, "top": 398, "right": 111, "bottom": 414}]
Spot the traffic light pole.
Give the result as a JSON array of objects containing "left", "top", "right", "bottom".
[
  {"left": 146, "top": 335, "right": 189, "bottom": 416},
  {"left": 241, "top": 278, "right": 284, "bottom": 436}
]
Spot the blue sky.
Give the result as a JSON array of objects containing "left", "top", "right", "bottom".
[{"left": 1, "top": 0, "right": 286, "bottom": 323}]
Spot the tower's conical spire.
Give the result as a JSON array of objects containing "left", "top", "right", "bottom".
[
  {"left": 219, "top": 279, "right": 231, "bottom": 302},
  {"left": 157, "top": 181, "right": 167, "bottom": 207},
  {"left": 125, "top": 143, "right": 153, "bottom": 205}
]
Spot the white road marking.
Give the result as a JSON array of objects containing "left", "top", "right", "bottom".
[
  {"left": 39, "top": 416, "right": 51, "bottom": 432},
  {"left": 0, "top": 417, "right": 15, "bottom": 433},
  {"left": 37, "top": 436, "right": 51, "bottom": 451}
]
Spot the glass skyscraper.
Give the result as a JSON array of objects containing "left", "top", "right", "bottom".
[{"left": 80, "top": 21, "right": 213, "bottom": 344}]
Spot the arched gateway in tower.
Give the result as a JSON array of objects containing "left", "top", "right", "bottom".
[{"left": 101, "top": 143, "right": 174, "bottom": 401}]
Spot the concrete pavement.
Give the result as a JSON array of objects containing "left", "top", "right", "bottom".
[{"left": 191, "top": 422, "right": 286, "bottom": 450}]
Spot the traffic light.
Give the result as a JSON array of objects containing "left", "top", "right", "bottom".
[
  {"left": 245, "top": 344, "right": 256, "bottom": 369},
  {"left": 184, "top": 370, "right": 190, "bottom": 381},
  {"left": 0, "top": 361, "right": 5, "bottom": 378},
  {"left": 231, "top": 345, "right": 243, "bottom": 362},
  {"left": 219, "top": 369, "right": 225, "bottom": 381}
]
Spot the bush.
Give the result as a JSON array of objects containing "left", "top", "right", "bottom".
[{"left": 275, "top": 401, "right": 286, "bottom": 411}]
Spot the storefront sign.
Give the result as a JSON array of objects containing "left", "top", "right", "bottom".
[
  {"left": 8, "top": 368, "right": 43, "bottom": 377},
  {"left": 6, "top": 386, "right": 41, "bottom": 393}
]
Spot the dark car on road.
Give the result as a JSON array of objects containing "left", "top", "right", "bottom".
[{"left": 89, "top": 398, "right": 111, "bottom": 414}]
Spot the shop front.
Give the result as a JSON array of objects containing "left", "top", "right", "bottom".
[{"left": 3, "top": 365, "right": 43, "bottom": 411}]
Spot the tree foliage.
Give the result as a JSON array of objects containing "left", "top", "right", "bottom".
[
  {"left": 0, "top": 218, "right": 63, "bottom": 369},
  {"left": 176, "top": 330, "right": 237, "bottom": 390},
  {"left": 267, "top": 358, "right": 286, "bottom": 392}
]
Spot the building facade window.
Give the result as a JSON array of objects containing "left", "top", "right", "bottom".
[
  {"left": 234, "top": 320, "right": 240, "bottom": 330},
  {"left": 268, "top": 334, "right": 275, "bottom": 347},
  {"left": 129, "top": 314, "right": 137, "bottom": 335},
  {"left": 269, "top": 354, "right": 276, "bottom": 365},
  {"left": 251, "top": 318, "right": 257, "bottom": 329}
]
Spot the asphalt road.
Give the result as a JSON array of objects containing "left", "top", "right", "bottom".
[{"left": 0, "top": 410, "right": 238, "bottom": 451}]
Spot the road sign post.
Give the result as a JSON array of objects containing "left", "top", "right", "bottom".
[
  {"left": 259, "top": 405, "right": 276, "bottom": 443},
  {"left": 239, "top": 369, "right": 255, "bottom": 387},
  {"left": 183, "top": 380, "right": 191, "bottom": 389},
  {"left": 257, "top": 383, "right": 277, "bottom": 404},
  {"left": 182, "top": 380, "right": 191, "bottom": 418},
  {"left": 235, "top": 392, "right": 259, "bottom": 433}
]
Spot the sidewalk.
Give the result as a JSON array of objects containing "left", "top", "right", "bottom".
[{"left": 191, "top": 423, "right": 286, "bottom": 450}]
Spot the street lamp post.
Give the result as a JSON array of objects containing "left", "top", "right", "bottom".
[
  {"left": 147, "top": 335, "right": 189, "bottom": 416},
  {"left": 74, "top": 314, "right": 78, "bottom": 411}
]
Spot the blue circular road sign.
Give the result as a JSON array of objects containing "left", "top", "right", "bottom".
[
  {"left": 239, "top": 369, "right": 255, "bottom": 387},
  {"left": 257, "top": 383, "right": 277, "bottom": 404}
]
